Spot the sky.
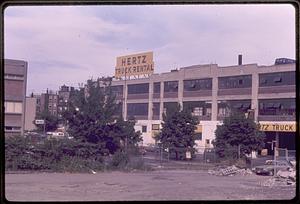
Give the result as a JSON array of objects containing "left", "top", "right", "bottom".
[{"left": 4, "top": 4, "right": 295, "bottom": 94}]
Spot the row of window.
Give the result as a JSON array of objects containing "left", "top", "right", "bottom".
[
  {"left": 4, "top": 74, "right": 24, "bottom": 80},
  {"left": 123, "top": 98, "right": 295, "bottom": 118},
  {"left": 5, "top": 126, "right": 21, "bottom": 131},
  {"left": 112, "top": 71, "right": 295, "bottom": 94}
]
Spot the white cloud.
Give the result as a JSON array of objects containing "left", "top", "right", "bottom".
[{"left": 4, "top": 4, "right": 295, "bottom": 94}]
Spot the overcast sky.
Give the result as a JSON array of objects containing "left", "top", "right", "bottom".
[{"left": 4, "top": 4, "right": 295, "bottom": 94}]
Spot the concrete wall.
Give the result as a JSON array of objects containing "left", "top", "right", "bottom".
[{"left": 25, "top": 97, "right": 37, "bottom": 131}]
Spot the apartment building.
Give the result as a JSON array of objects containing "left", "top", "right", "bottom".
[
  {"left": 109, "top": 57, "right": 296, "bottom": 154},
  {"left": 57, "top": 84, "right": 75, "bottom": 118},
  {"left": 4, "top": 59, "right": 28, "bottom": 136},
  {"left": 39, "top": 89, "right": 58, "bottom": 116}
]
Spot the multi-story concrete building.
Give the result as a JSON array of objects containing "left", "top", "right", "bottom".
[
  {"left": 4, "top": 59, "right": 28, "bottom": 136},
  {"left": 24, "top": 95, "right": 37, "bottom": 131},
  {"left": 109, "top": 57, "right": 295, "bottom": 154}
]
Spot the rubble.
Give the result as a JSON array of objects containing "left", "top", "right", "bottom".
[
  {"left": 260, "top": 177, "right": 295, "bottom": 187},
  {"left": 208, "top": 165, "right": 253, "bottom": 176},
  {"left": 260, "top": 169, "right": 296, "bottom": 187},
  {"left": 277, "top": 169, "right": 296, "bottom": 182}
]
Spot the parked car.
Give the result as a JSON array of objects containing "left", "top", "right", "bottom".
[{"left": 253, "top": 160, "right": 293, "bottom": 176}]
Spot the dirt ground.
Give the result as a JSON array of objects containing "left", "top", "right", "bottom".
[{"left": 5, "top": 169, "right": 296, "bottom": 201}]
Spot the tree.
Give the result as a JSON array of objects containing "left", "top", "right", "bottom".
[
  {"left": 156, "top": 104, "right": 199, "bottom": 160},
  {"left": 213, "top": 111, "right": 265, "bottom": 159},
  {"left": 63, "top": 77, "right": 142, "bottom": 155},
  {"left": 35, "top": 111, "right": 59, "bottom": 132}
]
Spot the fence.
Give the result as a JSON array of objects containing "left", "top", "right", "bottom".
[
  {"left": 273, "top": 147, "right": 296, "bottom": 176},
  {"left": 275, "top": 147, "right": 296, "bottom": 162}
]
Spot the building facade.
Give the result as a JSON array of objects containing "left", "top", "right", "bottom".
[
  {"left": 57, "top": 85, "right": 75, "bottom": 119},
  {"left": 109, "top": 58, "right": 296, "bottom": 153},
  {"left": 39, "top": 89, "right": 58, "bottom": 116},
  {"left": 24, "top": 95, "right": 37, "bottom": 131},
  {"left": 4, "top": 59, "right": 28, "bottom": 136}
]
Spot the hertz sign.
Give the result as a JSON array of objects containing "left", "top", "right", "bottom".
[
  {"left": 259, "top": 123, "right": 296, "bottom": 132},
  {"left": 115, "top": 51, "right": 154, "bottom": 78}
]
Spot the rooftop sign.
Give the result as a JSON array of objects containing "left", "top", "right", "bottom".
[{"left": 115, "top": 51, "right": 154, "bottom": 79}]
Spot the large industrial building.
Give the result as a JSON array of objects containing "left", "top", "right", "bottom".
[
  {"left": 109, "top": 54, "right": 295, "bottom": 154},
  {"left": 4, "top": 59, "right": 28, "bottom": 136}
]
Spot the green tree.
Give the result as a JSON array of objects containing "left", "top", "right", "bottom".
[
  {"left": 156, "top": 104, "right": 199, "bottom": 160},
  {"left": 35, "top": 111, "right": 59, "bottom": 132},
  {"left": 213, "top": 111, "right": 265, "bottom": 159},
  {"left": 63, "top": 77, "right": 142, "bottom": 155}
]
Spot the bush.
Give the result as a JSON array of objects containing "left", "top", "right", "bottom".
[
  {"left": 110, "top": 151, "right": 129, "bottom": 169},
  {"left": 109, "top": 151, "right": 152, "bottom": 171},
  {"left": 5, "top": 136, "right": 105, "bottom": 172},
  {"left": 5, "top": 136, "right": 149, "bottom": 172}
]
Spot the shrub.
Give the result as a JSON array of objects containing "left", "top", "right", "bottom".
[
  {"left": 5, "top": 136, "right": 105, "bottom": 172},
  {"left": 110, "top": 151, "right": 129, "bottom": 169}
]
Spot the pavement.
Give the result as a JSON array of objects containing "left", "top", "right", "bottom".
[
  {"left": 5, "top": 169, "right": 296, "bottom": 201},
  {"left": 4, "top": 152, "right": 296, "bottom": 201}
]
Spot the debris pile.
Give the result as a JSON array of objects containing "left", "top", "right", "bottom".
[
  {"left": 208, "top": 165, "right": 252, "bottom": 176},
  {"left": 260, "top": 169, "right": 296, "bottom": 187},
  {"left": 260, "top": 177, "right": 295, "bottom": 187}
]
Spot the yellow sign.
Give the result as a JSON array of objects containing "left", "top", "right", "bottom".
[
  {"left": 115, "top": 51, "right": 154, "bottom": 78},
  {"left": 259, "top": 123, "right": 296, "bottom": 132}
]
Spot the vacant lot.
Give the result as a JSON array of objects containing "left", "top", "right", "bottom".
[{"left": 5, "top": 169, "right": 296, "bottom": 201}]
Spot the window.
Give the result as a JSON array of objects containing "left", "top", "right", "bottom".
[
  {"left": 183, "top": 101, "right": 211, "bottom": 117},
  {"left": 127, "top": 103, "right": 148, "bottom": 116},
  {"left": 184, "top": 78, "right": 212, "bottom": 91},
  {"left": 152, "top": 103, "right": 160, "bottom": 116},
  {"left": 152, "top": 124, "right": 160, "bottom": 130},
  {"left": 114, "top": 102, "right": 123, "bottom": 116},
  {"left": 274, "top": 76, "right": 282, "bottom": 83},
  {"left": 206, "top": 139, "right": 210, "bottom": 144},
  {"left": 195, "top": 133, "right": 202, "bottom": 141},
  {"left": 163, "top": 102, "right": 179, "bottom": 114},
  {"left": 164, "top": 81, "right": 178, "bottom": 92},
  {"left": 259, "top": 71, "right": 295, "bottom": 87},
  {"left": 111, "top": 85, "right": 123, "bottom": 96},
  {"left": 259, "top": 98, "right": 295, "bottom": 116},
  {"left": 192, "top": 107, "right": 203, "bottom": 116},
  {"left": 128, "top": 83, "right": 149, "bottom": 94},
  {"left": 206, "top": 108, "right": 212, "bottom": 116},
  {"left": 218, "top": 75, "right": 252, "bottom": 89},
  {"left": 142, "top": 126, "right": 147, "bottom": 133},
  {"left": 4, "top": 102, "right": 22, "bottom": 113},
  {"left": 4, "top": 74, "right": 24, "bottom": 80},
  {"left": 153, "top": 82, "right": 161, "bottom": 93},
  {"left": 218, "top": 107, "right": 230, "bottom": 117},
  {"left": 5, "top": 126, "right": 21, "bottom": 131},
  {"left": 218, "top": 100, "right": 251, "bottom": 114}
]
